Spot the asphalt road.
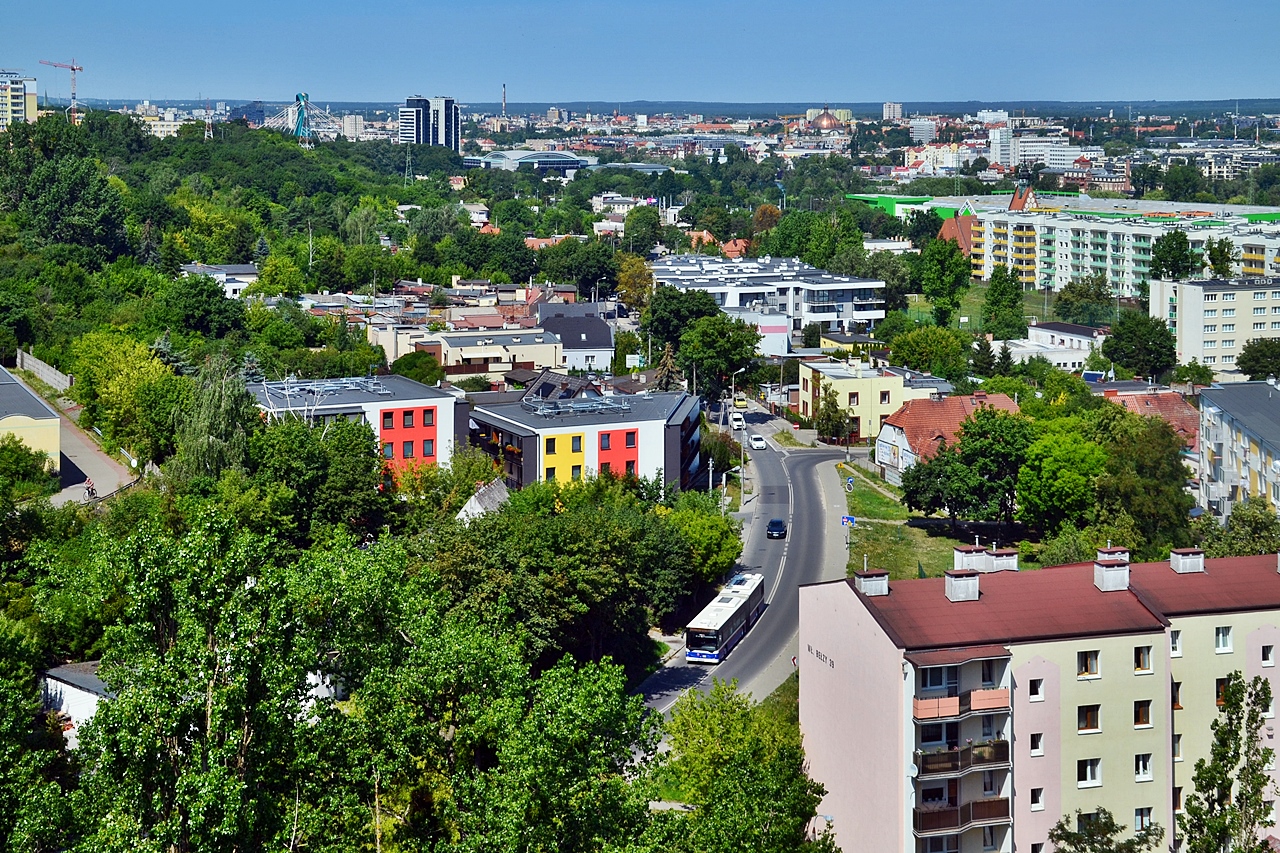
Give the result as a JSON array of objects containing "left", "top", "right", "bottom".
[{"left": 640, "top": 407, "right": 842, "bottom": 712}]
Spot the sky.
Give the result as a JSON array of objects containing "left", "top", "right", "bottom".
[{"left": 5, "top": 0, "right": 1277, "bottom": 106}]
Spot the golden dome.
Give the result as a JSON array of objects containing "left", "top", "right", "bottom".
[{"left": 812, "top": 106, "right": 842, "bottom": 130}]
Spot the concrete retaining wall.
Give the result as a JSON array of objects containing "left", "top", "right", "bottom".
[{"left": 17, "top": 349, "right": 73, "bottom": 393}]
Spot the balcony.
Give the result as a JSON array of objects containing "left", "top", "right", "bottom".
[
  {"left": 914, "top": 687, "right": 1010, "bottom": 720},
  {"left": 916, "top": 740, "right": 1011, "bottom": 778},
  {"left": 913, "top": 798, "right": 1011, "bottom": 836}
]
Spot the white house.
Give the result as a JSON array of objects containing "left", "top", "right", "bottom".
[{"left": 41, "top": 661, "right": 111, "bottom": 749}]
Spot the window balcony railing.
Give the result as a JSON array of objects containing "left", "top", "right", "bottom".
[
  {"left": 913, "top": 687, "right": 1010, "bottom": 720},
  {"left": 916, "top": 740, "right": 1011, "bottom": 778},
  {"left": 913, "top": 797, "right": 1011, "bottom": 835}
]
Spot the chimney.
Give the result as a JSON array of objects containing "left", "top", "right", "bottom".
[
  {"left": 1096, "top": 544, "right": 1130, "bottom": 563},
  {"left": 1094, "top": 558, "right": 1130, "bottom": 592},
  {"left": 854, "top": 569, "right": 889, "bottom": 597},
  {"left": 986, "top": 547, "right": 1019, "bottom": 572},
  {"left": 1170, "top": 548, "right": 1206, "bottom": 574},
  {"left": 945, "top": 570, "right": 980, "bottom": 603},
  {"left": 954, "top": 544, "right": 987, "bottom": 572}
]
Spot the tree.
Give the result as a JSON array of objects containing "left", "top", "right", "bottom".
[
  {"left": 956, "top": 406, "right": 1035, "bottom": 526},
  {"left": 1172, "top": 359, "right": 1215, "bottom": 386},
  {"left": 1236, "top": 338, "right": 1280, "bottom": 381},
  {"left": 1055, "top": 273, "right": 1113, "bottom": 326},
  {"left": 900, "top": 440, "right": 976, "bottom": 529},
  {"left": 801, "top": 322, "right": 823, "bottom": 349},
  {"left": 644, "top": 285, "right": 720, "bottom": 351},
  {"left": 994, "top": 341, "right": 1014, "bottom": 376},
  {"left": 250, "top": 255, "right": 306, "bottom": 297},
  {"left": 678, "top": 314, "right": 760, "bottom": 399},
  {"left": 652, "top": 343, "right": 684, "bottom": 391},
  {"left": 1180, "top": 672, "right": 1276, "bottom": 853},
  {"left": 860, "top": 249, "right": 912, "bottom": 312},
  {"left": 1206, "top": 237, "right": 1241, "bottom": 279},
  {"left": 167, "top": 355, "right": 259, "bottom": 483},
  {"left": 905, "top": 208, "right": 944, "bottom": 251},
  {"left": 813, "top": 381, "right": 848, "bottom": 441},
  {"left": 751, "top": 203, "right": 781, "bottom": 235},
  {"left": 18, "top": 155, "right": 127, "bottom": 262},
  {"left": 1199, "top": 498, "right": 1280, "bottom": 558},
  {"left": 872, "top": 310, "right": 916, "bottom": 346},
  {"left": 616, "top": 253, "right": 654, "bottom": 310},
  {"left": 919, "top": 237, "right": 971, "bottom": 327},
  {"left": 1151, "top": 229, "right": 1200, "bottom": 280},
  {"left": 1162, "top": 163, "right": 1208, "bottom": 203},
  {"left": 1095, "top": 416, "right": 1193, "bottom": 557},
  {"left": 1049, "top": 808, "right": 1165, "bottom": 853},
  {"left": 982, "top": 265, "right": 1027, "bottom": 340},
  {"left": 612, "top": 330, "right": 642, "bottom": 375},
  {"left": 624, "top": 204, "right": 662, "bottom": 254},
  {"left": 1016, "top": 432, "right": 1107, "bottom": 534},
  {"left": 389, "top": 350, "right": 445, "bottom": 386},
  {"left": 1101, "top": 310, "right": 1176, "bottom": 378},
  {"left": 971, "top": 335, "right": 995, "bottom": 377},
  {"left": 890, "top": 326, "right": 970, "bottom": 380}
]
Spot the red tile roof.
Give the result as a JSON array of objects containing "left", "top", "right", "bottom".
[
  {"left": 845, "top": 563, "right": 1167, "bottom": 651},
  {"left": 938, "top": 214, "right": 978, "bottom": 256},
  {"left": 1128, "top": 554, "right": 1280, "bottom": 617},
  {"left": 882, "top": 393, "right": 1019, "bottom": 460},
  {"left": 722, "top": 238, "right": 751, "bottom": 259},
  {"left": 1109, "top": 392, "right": 1199, "bottom": 452},
  {"left": 1008, "top": 185, "right": 1037, "bottom": 211},
  {"left": 905, "top": 644, "right": 1010, "bottom": 667}
]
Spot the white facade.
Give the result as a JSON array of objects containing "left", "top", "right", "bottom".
[
  {"left": 909, "top": 119, "right": 937, "bottom": 143},
  {"left": 1150, "top": 277, "right": 1280, "bottom": 381},
  {"left": 882, "top": 102, "right": 903, "bottom": 120},
  {"left": 988, "top": 127, "right": 1014, "bottom": 166},
  {"left": 341, "top": 114, "right": 365, "bottom": 139}
]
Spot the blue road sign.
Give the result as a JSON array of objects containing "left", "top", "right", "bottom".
[{"left": 841, "top": 515, "right": 856, "bottom": 527}]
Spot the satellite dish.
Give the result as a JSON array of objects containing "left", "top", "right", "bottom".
[{"left": 908, "top": 764, "right": 919, "bottom": 778}]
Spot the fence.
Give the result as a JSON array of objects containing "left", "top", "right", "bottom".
[{"left": 16, "top": 348, "right": 73, "bottom": 393}]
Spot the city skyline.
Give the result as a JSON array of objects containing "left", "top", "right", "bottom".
[{"left": 3, "top": 0, "right": 1274, "bottom": 104}]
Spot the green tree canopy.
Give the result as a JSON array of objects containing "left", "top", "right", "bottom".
[
  {"left": 643, "top": 285, "right": 720, "bottom": 351},
  {"left": 389, "top": 349, "right": 445, "bottom": 386},
  {"left": 982, "top": 265, "right": 1027, "bottom": 340},
  {"left": 1055, "top": 273, "right": 1113, "bottom": 326},
  {"left": 1100, "top": 310, "right": 1176, "bottom": 378},
  {"left": 889, "top": 326, "right": 970, "bottom": 380},
  {"left": 919, "top": 237, "right": 971, "bottom": 327},
  {"left": 1049, "top": 807, "right": 1165, "bottom": 853},
  {"left": 1016, "top": 432, "right": 1108, "bottom": 534},
  {"left": 1151, "top": 229, "right": 1200, "bottom": 280},
  {"left": 678, "top": 313, "right": 761, "bottom": 398},
  {"left": 1236, "top": 338, "right": 1280, "bottom": 381}
]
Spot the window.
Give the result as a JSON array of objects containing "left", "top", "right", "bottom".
[
  {"left": 920, "top": 723, "right": 946, "bottom": 745},
  {"left": 982, "top": 659, "right": 996, "bottom": 686},
  {"left": 545, "top": 468, "right": 556, "bottom": 481},
  {"left": 1078, "top": 650, "right": 1099, "bottom": 678},
  {"left": 1224, "top": 307, "right": 1235, "bottom": 315},
  {"left": 1030, "top": 732, "right": 1044, "bottom": 756},
  {"left": 1255, "top": 323, "right": 1266, "bottom": 331},
  {"left": 1224, "top": 340, "right": 1236, "bottom": 348},
  {"left": 1029, "top": 678, "right": 1044, "bottom": 701},
  {"left": 1205, "top": 340, "right": 1217, "bottom": 348},
  {"left": 1204, "top": 309, "right": 1217, "bottom": 317},
  {"left": 382, "top": 443, "right": 394, "bottom": 459},
  {"left": 571, "top": 435, "right": 582, "bottom": 453},
  {"left": 423, "top": 408, "right": 434, "bottom": 426},
  {"left": 1173, "top": 733, "right": 1182, "bottom": 761},
  {"left": 402, "top": 441, "right": 414, "bottom": 459},
  {"left": 1170, "top": 630, "right": 1182, "bottom": 656},
  {"left": 1273, "top": 306, "right": 1280, "bottom": 315},
  {"left": 848, "top": 392, "right": 859, "bottom": 406},
  {"left": 1265, "top": 645, "right": 1275, "bottom": 667},
  {"left": 983, "top": 770, "right": 997, "bottom": 796},
  {"left": 546, "top": 437, "right": 556, "bottom": 455},
  {"left": 423, "top": 439, "right": 434, "bottom": 457},
  {"left": 880, "top": 390, "right": 891, "bottom": 405},
  {"left": 1224, "top": 324, "right": 1236, "bottom": 332},
  {"left": 1134, "top": 700, "right": 1152, "bottom": 728},
  {"left": 921, "top": 783, "right": 947, "bottom": 802},
  {"left": 403, "top": 410, "right": 414, "bottom": 428},
  {"left": 571, "top": 465, "right": 582, "bottom": 481},
  {"left": 921, "top": 666, "right": 958, "bottom": 691},
  {"left": 1216, "top": 626, "right": 1233, "bottom": 653},
  {"left": 983, "top": 827, "right": 999, "bottom": 852},
  {"left": 1078, "top": 812, "right": 1098, "bottom": 832},
  {"left": 1172, "top": 681, "right": 1182, "bottom": 710},
  {"left": 1135, "top": 753, "right": 1153, "bottom": 781},
  {"left": 1204, "top": 324, "right": 1218, "bottom": 333},
  {"left": 1205, "top": 293, "right": 1218, "bottom": 302},
  {"left": 1174, "top": 787, "right": 1183, "bottom": 813},
  {"left": 1256, "top": 307, "right": 1268, "bottom": 315},
  {"left": 1226, "top": 292, "right": 1238, "bottom": 300},
  {"left": 1223, "top": 354, "right": 1236, "bottom": 363},
  {"left": 1135, "top": 807, "right": 1153, "bottom": 830},
  {"left": 1205, "top": 356, "right": 1217, "bottom": 364},
  {"left": 1267, "top": 698, "right": 1277, "bottom": 719},
  {"left": 1217, "top": 677, "right": 1229, "bottom": 706},
  {"left": 1030, "top": 787, "right": 1045, "bottom": 811},
  {"left": 601, "top": 433, "right": 611, "bottom": 451},
  {"left": 982, "top": 714, "right": 994, "bottom": 739},
  {"left": 1077, "top": 758, "right": 1101, "bottom": 788},
  {"left": 625, "top": 431, "right": 636, "bottom": 448},
  {"left": 925, "top": 838, "right": 958, "bottom": 853},
  {"left": 625, "top": 460, "right": 635, "bottom": 476},
  {"left": 1134, "top": 646, "right": 1152, "bottom": 673},
  {"left": 1032, "top": 845, "right": 1044, "bottom": 853},
  {"left": 1255, "top": 291, "right": 1267, "bottom": 300},
  {"left": 1078, "top": 704, "right": 1100, "bottom": 732},
  {"left": 383, "top": 412, "right": 394, "bottom": 430},
  {"left": 600, "top": 462, "right": 611, "bottom": 475}
]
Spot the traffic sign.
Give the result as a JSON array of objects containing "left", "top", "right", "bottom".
[{"left": 841, "top": 515, "right": 856, "bottom": 527}]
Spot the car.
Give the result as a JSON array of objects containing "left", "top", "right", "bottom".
[
  {"left": 734, "top": 393, "right": 748, "bottom": 410},
  {"left": 749, "top": 434, "right": 767, "bottom": 450},
  {"left": 766, "top": 518, "right": 787, "bottom": 539},
  {"left": 729, "top": 412, "right": 746, "bottom": 430}
]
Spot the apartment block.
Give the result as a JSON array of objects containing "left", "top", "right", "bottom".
[
  {"left": 798, "top": 360, "right": 950, "bottom": 441},
  {"left": 800, "top": 548, "right": 1280, "bottom": 853},
  {"left": 1150, "top": 276, "right": 1280, "bottom": 380},
  {"left": 884, "top": 102, "right": 904, "bottom": 121},
  {"left": 1199, "top": 381, "right": 1280, "bottom": 520},
  {"left": 0, "top": 73, "right": 37, "bottom": 131}
]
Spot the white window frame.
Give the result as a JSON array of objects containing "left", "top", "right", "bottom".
[
  {"left": 1215, "top": 626, "right": 1233, "bottom": 654},
  {"left": 1134, "top": 645, "right": 1152, "bottom": 674},
  {"left": 1135, "top": 753, "right": 1153, "bottom": 782},
  {"left": 1029, "top": 678, "right": 1044, "bottom": 702},
  {"left": 1077, "top": 649, "right": 1100, "bottom": 680},
  {"left": 1030, "top": 732, "right": 1044, "bottom": 756},
  {"left": 1030, "top": 788, "right": 1045, "bottom": 811},
  {"left": 1264, "top": 644, "right": 1275, "bottom": 667},
  {"left": 1170, "top": 630, "right": 1182, "bottom": 657},
  {"left": 1173, "top": 733, "right": 1182, "bottom": 761},
  {"left": 1077, "top": 758, "right": 1101, "bottom": 788}
]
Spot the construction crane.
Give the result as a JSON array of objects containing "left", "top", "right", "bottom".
[{"left": 39, "top": 58, "right": 84, "bottom": 124}]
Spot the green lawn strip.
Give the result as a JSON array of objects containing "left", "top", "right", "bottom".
[
  {"left": 836, "top": 463, "right": 907, "bottom": 519},
  {"left": 773, "top": 429, "right": 808, "bottom": 448},
  {"left": 846, "top": 521, "right": 962, "bottom": 580}
]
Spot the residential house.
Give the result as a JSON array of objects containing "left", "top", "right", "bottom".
[
  {"left": 42, "top": 661, "right": 111, "bottom": 749},
  {"left": 539, "top": 315, "right": 614, "bottom": 372},
  {"left": 876, "top": 392, "right": 1020, "bottom": 485},
  {"left": 180, "top": 263, "right": 260, "bottom": 299},
  {"left": 0, "top": 365, "right": 60, "bottom": 470}
]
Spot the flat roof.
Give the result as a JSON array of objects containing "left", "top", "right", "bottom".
[
  {"left": 250, "top": 375, "right": 456, "bottom": 413},
  {"left": 44, "top": 661, "right": 112, "bottom": 697},
  {"left": 473, "top": 391, "right": 697, "bottom": 431},
  {"left": 0, "top": 365, "right": 60, "bottom": 421}
]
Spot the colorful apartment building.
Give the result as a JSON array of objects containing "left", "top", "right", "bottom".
[
  {"left": 467, "top": 391, "right": 702, "bottom": 490},
  {"left": 799, "top": 547, "right": 1280, "bottom": 853},
  {"left": 798, "top": 360, "right": 951, "bottom": 441},
  {"left": 1199, "top": 381, "right": 1280, "bottom": 520},
  {"left": 248, "top": 375, "right": 467, "bottom": 472}
]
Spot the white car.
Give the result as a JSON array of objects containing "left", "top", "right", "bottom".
[
  {"left": 729, "top": 413, "right": 746, "bottom": 430},
  {"left": 749, "top": 434, "right": 767, "bottom": 450}
]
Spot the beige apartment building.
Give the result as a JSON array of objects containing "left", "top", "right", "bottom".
[
  {"left": 799, "top": 547, "right": 1280, "bottom": 853},
  {"left": 798, "top": 360, "right": 951, "bottom": 441}
]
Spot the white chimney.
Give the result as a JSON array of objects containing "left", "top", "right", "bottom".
[
  {"left": 954, "top": 545, "right": 988, "bottom": 572},
  {"left": 1096, "top": 545, "right": 1131, "bottom": 563},
  {"left": 1170, "top": 548, "right": 1206, "bottom": 574},
  {"left": 854, "top": 569, "right": 889, "bottom": 597},
  {"left": 1094, "top": 559, "right": 1130, "bottom": 592},
  {"left": 986, "top": 548, "right": 1020, "bottom": 572},
  {"left": 945, "top": 570, "right": 980, "bottom": 603}
]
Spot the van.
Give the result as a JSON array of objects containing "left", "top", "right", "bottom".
[{"left": 729, "top": 412, "right": 746, "bottom": 430}]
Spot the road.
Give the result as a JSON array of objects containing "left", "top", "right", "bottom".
[{"left": 639, "top": 405, "right": 843, "bottom": 712}]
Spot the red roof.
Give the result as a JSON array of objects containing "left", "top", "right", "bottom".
[
  {"left": 1109, "top": 392, "right": 1200, "bottom": 452},
  {"left": 1008, "top": 185, "right": 1036, "bottom": 211},
  {"left": 938, "top": 214, "right": 978, "bottom": 256},
  {"left": 1128, "top": 554, "right": 1280, "bottom": 617},
  {"left": 882, "top": 393, "right": 1019, "bottom": 460},
  {"left": 722, "top": 238, "right": 751, "bottom": 259},
  {"left": 846, "top": 563, "right": 1167, "bottom": 651}
]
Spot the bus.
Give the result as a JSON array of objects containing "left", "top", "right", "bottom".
[{"left": 685, "top": 573, "right": 766, "bottom": 664}]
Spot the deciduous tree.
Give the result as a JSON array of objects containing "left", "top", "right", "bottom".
[
  {"left": 889, "top": 326, "right": 970, "bottom": 380},
  {"left": 1049, "top": 807, "right": 1164, "bottom": 853},
  {"left": 1236, "top": 338, "right": 1280, "bottom": 381},
  {"left": 1055, "top": 273, "right": 1113, "bottom": 326},
  {"left": 919, "top": 237, "right": 971, "bottom": 327},
  {"left": 982, "top": 265, "right": 1027, "bottom": 340},
  {"left": 1101, "top": 310, "right": 1176, "bottom": 378},
  {"left": 1151, "top": 229, "right": 1200, "bottom": 280}
]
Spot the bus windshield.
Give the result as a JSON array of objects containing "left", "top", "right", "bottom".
[{"left": 686, "top": 629, "right": 719, "bottom": 651}]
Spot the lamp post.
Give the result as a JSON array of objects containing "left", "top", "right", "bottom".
[{"left": 730, "top": 365, "right": 746, "bottom": 410}]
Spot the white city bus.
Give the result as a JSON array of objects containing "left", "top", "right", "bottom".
[{"left": 685, "top": 573, "right": 765, "bottom": 664}]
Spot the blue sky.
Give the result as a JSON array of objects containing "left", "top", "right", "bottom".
[{"left": 5, "top": 0, "right": 1276, "bottom": 104}]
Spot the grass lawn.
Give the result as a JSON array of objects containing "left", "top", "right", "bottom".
[
  {"left": 846, "top": 521, "right": 966, "bottom": 580},
  {"left": 837, "top": 464, "right": 908, "bottom": 521},
  {"left": 907, "top": 281, "right": 1063, "bottom": 332},
  {"left": 773, "top": 429, "right": 810, "bottom": 448}
]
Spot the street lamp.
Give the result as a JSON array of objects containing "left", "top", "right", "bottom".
[
  {"left": 730, "top": 366, "right": 746, "bottom": 410},
  {"left": 722, "top": 465, "right": 741, "bottom": 516}
]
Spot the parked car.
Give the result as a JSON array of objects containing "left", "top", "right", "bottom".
[
  {"left": 766, "top": 518, "right": 787, "bottom": 539},
  {"left": 750, "top": 434, "right": 767, "bottom": 450}
]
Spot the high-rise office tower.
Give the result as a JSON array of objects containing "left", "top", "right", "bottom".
[
  {"left": 397, "top": 95, "right": 460, "bottom": 153},
  {"left": 398, "top": 96, "right": 430, "bottom": 145}
]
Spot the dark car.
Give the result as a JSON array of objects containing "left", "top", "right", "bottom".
[{"left": 766, "top": 518, "right": 787, "bottom": 539}]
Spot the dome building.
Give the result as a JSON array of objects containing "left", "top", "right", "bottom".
[{"left": 811, "top": 105, "right": 843, "bottom": 131}]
